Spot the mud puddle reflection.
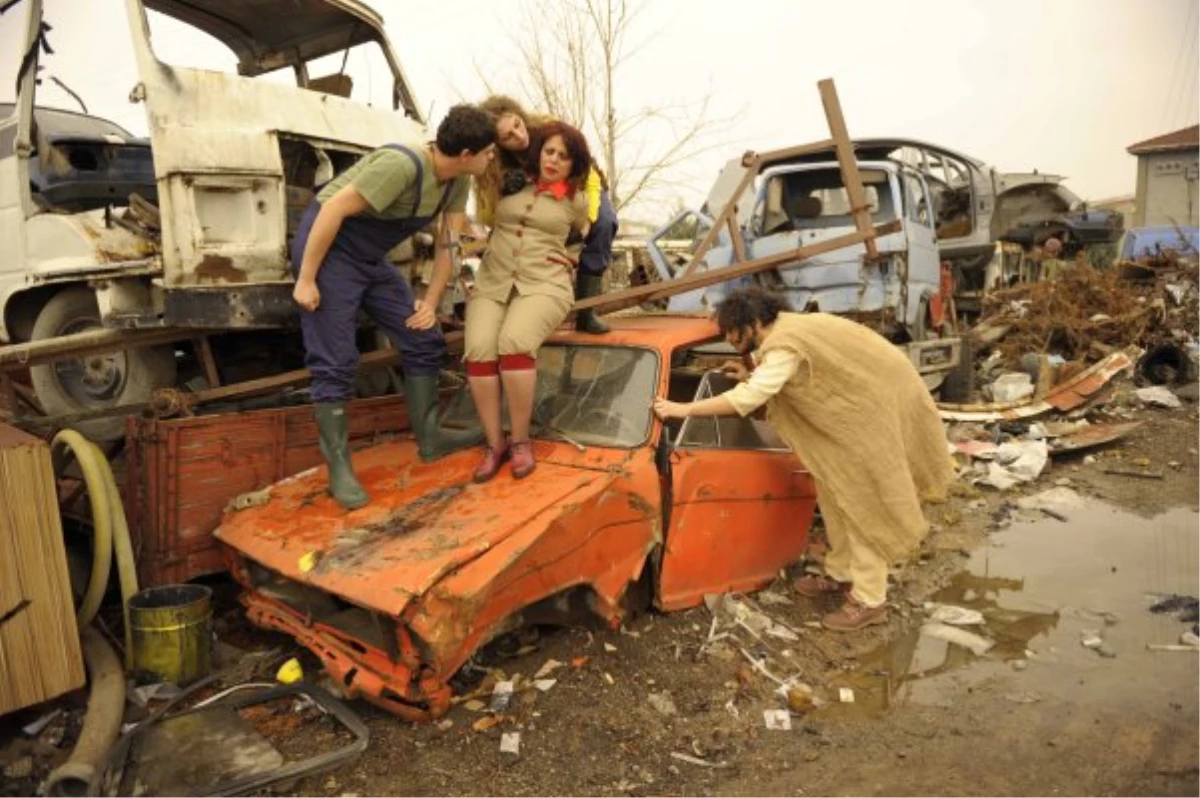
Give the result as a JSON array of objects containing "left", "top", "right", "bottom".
[{"left": 828, "top": 503, "right": 1199, "bottom": 718}]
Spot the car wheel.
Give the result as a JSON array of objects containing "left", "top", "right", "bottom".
[{"left": 29, "top": 287, "right": 177, "bottom": 441}]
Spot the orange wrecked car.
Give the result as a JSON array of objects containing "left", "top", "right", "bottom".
[{"left": 216, "top": 314, "right": 816, "bottom": 721}]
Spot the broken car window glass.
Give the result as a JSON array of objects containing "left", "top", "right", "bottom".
[{"left": 443, "top": 345, "right": 659, "bottom": 448}]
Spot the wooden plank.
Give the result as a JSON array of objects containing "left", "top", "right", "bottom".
[
  {"left": 678, "top": 155, "right": 762, "bottom": 278},
  {"left": 194, "top": 336, "right": 222, "bottom": 388},
  {"left": 0, "top": 423, "right": 85, "bottom": 716},
  {"left": 727, "top": 215, "right": 748, "bottom": 263},
  {"left": 817, "top": 78, "right": 878, "bottom": 259}
]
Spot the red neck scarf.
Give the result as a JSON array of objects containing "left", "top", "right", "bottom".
[{"left": 535, "top": 178, "right": 571, "bottom": 201}]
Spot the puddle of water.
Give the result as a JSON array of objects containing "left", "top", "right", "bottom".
[{"left": 828, "top": 503, "right": 1199, "bottom": 718}]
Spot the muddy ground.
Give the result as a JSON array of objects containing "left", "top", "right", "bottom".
[{"left": 2, "top": 394, "right": 1198, "bottom": 797}]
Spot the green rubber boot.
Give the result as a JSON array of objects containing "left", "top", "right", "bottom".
[
  {"left": 403, "top": 374, "right": 484, "bottom": 462},
  {"left": 575, "top": 272, "right": 610, "bottom": 334},
  {"left": 314, "top": 402, "right": 368, "bottom": 510}
]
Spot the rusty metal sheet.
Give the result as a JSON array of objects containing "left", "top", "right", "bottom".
[
  {"left": 937, "top": 350, "right": 1134, "bottom": 422},
  {"left": 1048, "top": 421, "right": 1142, "bottom": 457},
  {"left": 216, "top": 440, "right": 636, "bottom": 618}
]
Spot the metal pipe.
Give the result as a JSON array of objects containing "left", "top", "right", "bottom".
[{"left": 43, "top": 628, "right": 126, "bottom": 797}]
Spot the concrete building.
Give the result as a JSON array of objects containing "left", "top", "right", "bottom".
[{"left": 1127, "top": 124, "right": 1199, "bottom": 228}]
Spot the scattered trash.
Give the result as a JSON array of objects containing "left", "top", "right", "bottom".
[
  {"left": 533, "top": 679, "right": 557, "bottom": 693},
  {"left": 571, "top": 656, "right": 590, "bottom": 668},
  {"left": 604, "top": 643, "right": 618, "bottom": 653},
  {"left": 978, "top": 440, "right": 1048, "bottom": 490},
  {"left": 1135, "top": 386, "right": 1183, "bottom": 409},
  {"left": 463, "top": 699, "right": 487, "bottom": 712},
  {"left": 298, "top": 551, "right": 319, "bottom": 573},
  {"left": 21, "top": 708, "right": 63, "bottom": 737},
  {"left": 670, "top": 752, "right": 729, "bottom": 769},
  {"left": 724, "top": 699, "right": 740, "bottom": 718},
  {"left": 275, "top": 658, "right": 304, "bottom": 685},
  {"left": 472, "top": 715, "right": 505, "bottom": 732},
  {"left": 1080, "top": 631, "right": 1117, "bottom": 658},
  {"left": 992, "top": 372, "right": 1035, "bottom": 403},
  {"left": 499, "top": 732, "right": 521, "bottom": 755},
  {"left": 786, "top": 684, "right": 815, "bottom": 714},
  {"left": 1146, "top": 644, "right": 1200, "bottom": 652},
  {"left": 1016, "top": 487, "right": 1086, "bottom": 520},
  {"left": 489, "top": 681, "right": 515, "bottom": 712},
  {"left": 926, "top": 603, "right": 986, "bottom": 626},
  {"left": 1182, "top": 631, "right": 1200, "bottom": 648},
  {"left": 647, "top": 691, "right": 678, "bottom": 717},
  {"left": 757, "top": 590, "right": 792, "bottom": 606},
  {"left": 1048, "top": 422, "right": 1142, "bottom": 456},
  {"left": 763, "top": 709, "right": 792, "bottom": 731},
  {"left": 130, "top": 682, "right": 185, "bottom": 707},
  {"left": 1102, "top": 467, "right": 1165, "bottom": 480},
  {"left": 436, "top": 718, "right": 454, "bottom": 731},
  {"left": 921, "top": 622, "right": 994, "bottom": 655},
  {"left": 534, "top": 659, "right": 565, "bottom": 679},
  {"left": 602, "top": 672, "right": 615, "bottom": 685},
  {"left": 1148, "top": 594, "right": 1199, "bottom": 623},
  {"left": 838, "top": 688, "right": 855, "bottom": 704}
]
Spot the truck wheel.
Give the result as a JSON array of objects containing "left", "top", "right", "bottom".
[
  {"left": 29, "top": 288, "right": 177, "bottom": 441},
  {"left": 939, "top": 335, "right": 975, "bottom": 404}
]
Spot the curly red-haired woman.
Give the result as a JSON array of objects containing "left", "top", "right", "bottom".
[{"left": 463, "top": 121, "right": 592, "bottom": 482}]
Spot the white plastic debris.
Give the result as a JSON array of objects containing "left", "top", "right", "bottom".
[
  {"left": 489, "top": 681, "right": 514, "bottom": 712},
  {"left": 838, "top": 688, "right": 855, "bottom": 704},
  {"left": 926, "top": 603, "right": 986, "bottom": 626},
  {"left": 1016, "top": 487, "right": 1086, "bottom": 518},
  {"left": 500, "top": 732, "right": 520, "bottom": 755},
  {"left": 978, "top": 439, "right": 1049, "bottom": 490},
  {"left": 534, "top": 659, "right": 564, "bottom": 679},
  {"left": 604, "top": 643, "right": 618, "bottom": 653},
  {"left": 533, "top": 679, "right": 557, "bottom": 693},
  {"left": 992, "top": 372, "right": 1034, "bottom": 403},
  {"left": 763, "top": 709, "right": 792, "bottom": 730},
  {"left": 921, "top": 622, "right": 995, "bottom": 655},
  {"left": 1135, "top": 386, "right": 1183, "bottom": 409},
  {"left": 21, "top": 709, "right": 62, "bottom": 737}
]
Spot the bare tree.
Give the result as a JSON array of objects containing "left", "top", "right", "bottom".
[{"left": 480, "top": 0, "right": 732, "bottom": 216}]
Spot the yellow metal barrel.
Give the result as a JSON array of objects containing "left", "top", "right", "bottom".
[{"left": 128, "top": 585, "right": 212, "bottom": 685}]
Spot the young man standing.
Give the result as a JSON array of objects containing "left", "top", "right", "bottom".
[{"left": 292, "top": 104, "right": 497, "bottom": 510}]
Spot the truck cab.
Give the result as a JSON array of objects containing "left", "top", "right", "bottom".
[{"left": 0, "top": 0, "right": 427, "bottom": 436}]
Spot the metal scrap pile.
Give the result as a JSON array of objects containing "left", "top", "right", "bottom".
[{"left": 973, "top": 252, "right": 1199, "bottom": 368}]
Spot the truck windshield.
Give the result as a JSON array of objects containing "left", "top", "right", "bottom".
[{"left": 442, "top": 345, "right": 660, "bottom": 448}]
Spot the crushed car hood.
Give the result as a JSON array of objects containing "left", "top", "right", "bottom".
[{"left": 216, "top": 439, "right": 624, "bottom": 617}]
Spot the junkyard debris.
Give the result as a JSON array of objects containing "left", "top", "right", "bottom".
[
  {"left": 276, "top": 658, "right": 303, "bottom": 684},
  {"left": 763, "top": 709, "right": 792, "bottom": 731},
  {"left": 500, "top": 732, "right": 521, "bottom": 755},
  {"left": 647, "top": 691, "right": 678, "bottom": 717},
  {"left": 670, "top": 752, "right": 730, "bottom": 769},
  {"left": 1135, "top": 386, "right": 1183, "bottom": 409},
  {"left": 838, "top": 688, "right": 856, "bottom": 704},
  {"left": 926, "top": 603, "right": 986, "bottom": 626},
  {"left": 490, "top": 681, "right": 515, "bottom": 712},
  {"left": 534, "top": 659, "right": 565, "bottom": 679},
  {"left": 921, "top": 622, "right": 995, "bottom": 655}
]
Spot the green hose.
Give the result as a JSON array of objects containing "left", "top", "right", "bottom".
[{"left": 52, "top": 429, "right": 139, "bottom": 667}]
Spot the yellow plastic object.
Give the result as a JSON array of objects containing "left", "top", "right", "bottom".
[
  {"left": 276, "top": 658, "right": 304, "bottom": 684},
  {"left": 52, "top": 430, "right": 139, "bottom": 667},
  {"left": 298, "top": 551, "right": 318, "bottom": 573},
  {"left": 128, "top": 585, "right": 213, "bottom": 686}
]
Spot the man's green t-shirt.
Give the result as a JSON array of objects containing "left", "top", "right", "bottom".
[{"left": 317, "top": 144, "right": 469, "bottom": 219}]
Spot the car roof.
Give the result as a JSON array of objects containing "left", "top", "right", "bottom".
[{"left": 545, "top": 312, "right": 720, "bottom": 353}]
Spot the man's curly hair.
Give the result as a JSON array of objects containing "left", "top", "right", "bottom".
[{"left": 715, "top": 286, "right": 792, "bottom": 337}]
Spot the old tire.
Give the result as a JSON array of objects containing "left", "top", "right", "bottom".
[
  {"left": 29, "top": 288, "right": 177, "bottom": 441},
  {"left": 939, "top": 336, "right": 975, "bottom": 404}
]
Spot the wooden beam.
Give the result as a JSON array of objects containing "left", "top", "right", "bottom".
[
  {"left": 817, "top": 78, "right": 878, "bottom": 259},
  {"left": 727, "top": 215, "right": 748, "bottom": 263},
  {"left": 578, "top": 219, "right": 901, "bottom": 315},
  {"left": 0, "top": 328, "right": 190, "bottom": 372},
  {"left": 678, "top": 155, "right": 762, "bottom": 278},
  {"left": 193, "top": 335, "right": 222, "bottom": 388}
]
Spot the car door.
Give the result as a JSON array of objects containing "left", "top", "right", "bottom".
[{"left": 657, "top": 371, "right": 816, "bottom": 612}]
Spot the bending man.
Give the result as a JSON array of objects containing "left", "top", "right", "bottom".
[
  {"left": 292, "top": 104, "right": 497, "bottom": 510},
  {"left": 653, "top": 287, "right": 954, "bottom": 631}
]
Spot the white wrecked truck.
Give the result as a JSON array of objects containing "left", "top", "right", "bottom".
[{"left": 0, "top": 0, "right": 428, "bottom": 437}]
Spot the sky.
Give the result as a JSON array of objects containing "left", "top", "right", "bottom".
[{"left": 2, "top": 0, "right": 1197, "bottom": 224}]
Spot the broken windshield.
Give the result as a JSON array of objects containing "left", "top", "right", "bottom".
[{"left": 443, "top": 345, "right": 660, "bottom": 448}]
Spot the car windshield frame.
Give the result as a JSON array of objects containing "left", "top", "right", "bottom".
[{"left": 442, "top": 343, "right": 662, "bottom": 450}]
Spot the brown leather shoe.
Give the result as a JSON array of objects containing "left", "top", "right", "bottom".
[
  {"left": 473, "top": 441, "right": 510, "bottom": 484},
  {"left": 821, "top": 596, "right": 887, "bottom": 632},
  {"left": 793, "top": 574, "right": 851, "bottom": 598},
  {"left": 510, "top": 440, "right": 536, "bottom": 479}
]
